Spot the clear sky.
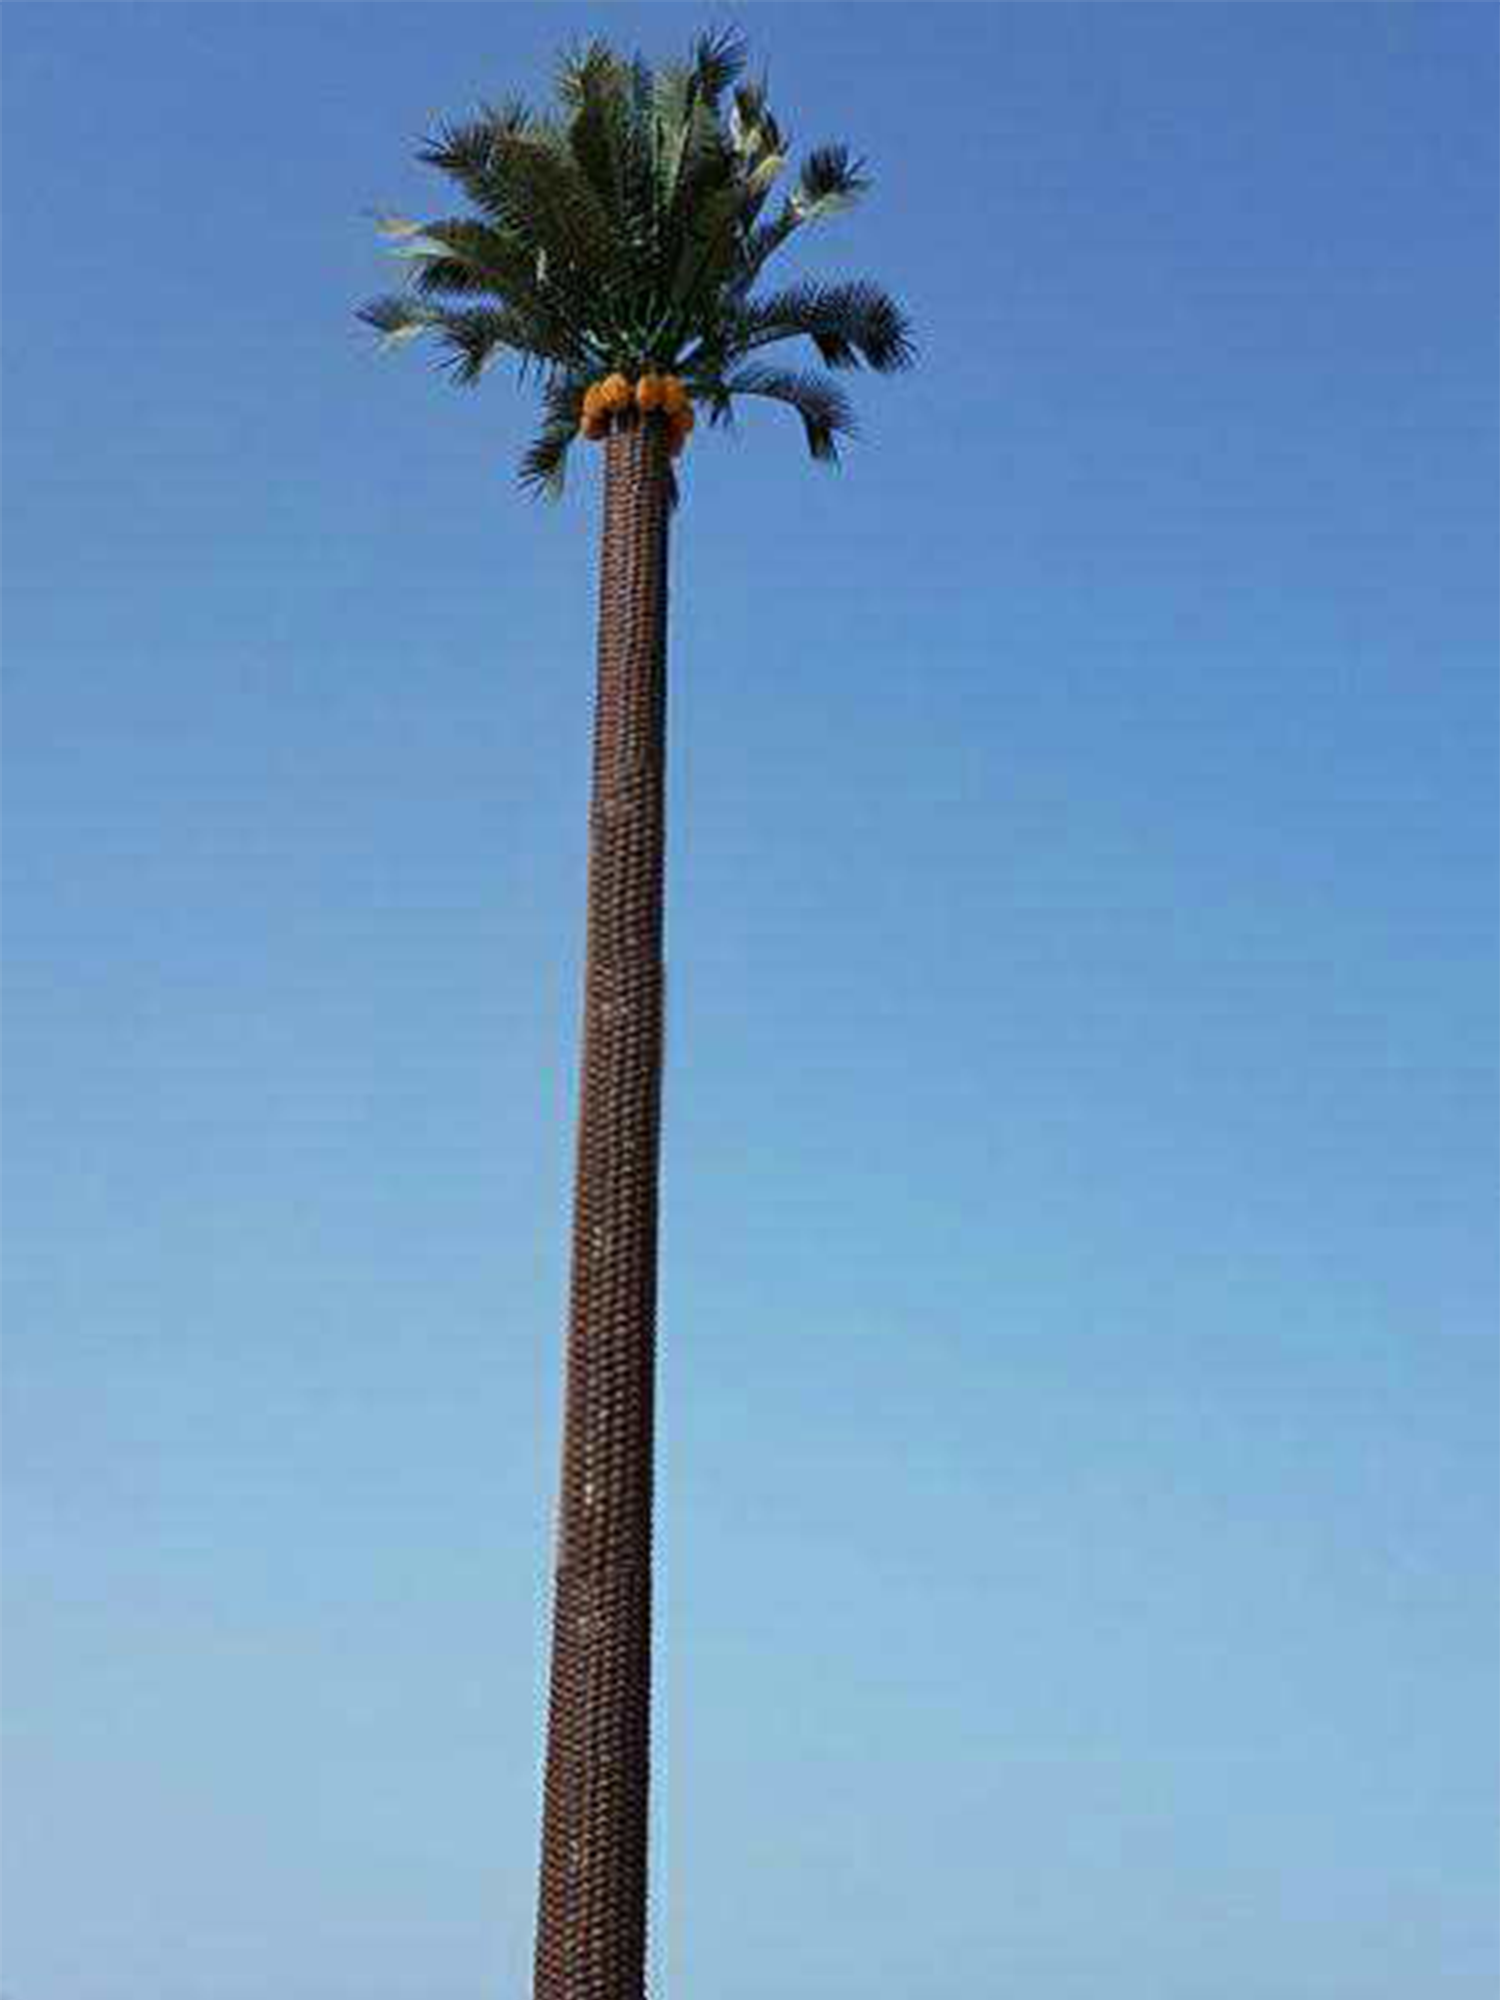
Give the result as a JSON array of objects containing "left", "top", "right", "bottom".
[{"left": 3, "top": 5, "right": 1496, "bottom": 1997}]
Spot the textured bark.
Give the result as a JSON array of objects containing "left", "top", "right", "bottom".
[{"left": 534, "top": 414, "right": 671, "bottom": 2000}]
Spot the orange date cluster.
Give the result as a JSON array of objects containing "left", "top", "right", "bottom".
[{"left": 580, "top": 374, "right": 697, "bottom": 456}]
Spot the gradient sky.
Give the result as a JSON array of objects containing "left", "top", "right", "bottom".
[{"left": 3, "top": 6, "right": 1496, "bottom": 1998}]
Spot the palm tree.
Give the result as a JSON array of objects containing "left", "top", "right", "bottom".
[{"left": 359, "top": 29, "right": 913, "bottom": 1999}]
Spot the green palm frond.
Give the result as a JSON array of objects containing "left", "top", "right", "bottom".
[
  {"left": 396, "top": 216, "right": 532, "bottom": 295},
  {"left": 687, "top": 27, "right": 748, "bottom": 104},
  {"left": 670, "top": 97, "right": 736, "bottom": 218},
  {"left": 430, "top": 304, "right": 547, "bottom": 384},
  {"left": 422, "top": 111, "right": 616, "bottom": 278},
  {"left": 794, "top": 143, "right": 868, "bottom": 214},
  {"left": 492, "top": 129, "right": 617, "bottom": 272},
  {"left": 729, "top": 78, "right": 782, "bottom": 161},
  {"left": 698, "top": 378, "right": 738, "bottom": 430},
  {"left": 729, "top": 144, "right": 873, "bottom": 294},
  {"left": 718, "top": 363, "right": 857, "bottom": 461},
  {"left": 554, "top": 38, "right": 620, "bottom": 112},
  {"left": 361, "top": 294, "right": 571, "bottom": 384},
  {"left": 711, "top": 279, "right": 916, "bottom": 372},
  {"left": 417, "top": 101, "right": 534, "bottom": 213},
  {"left": 518, "top": 373, "right": 591, "bottom": 497},
  {"left": 392, "top": 217, "right": 599, "bottom": 367},
  {"left": 358, "top": 294, "right": 443, "bottom": 349},
  {"left": 668, "top": 169, "right": 749, "bottom": 314},
  {"left": 564, "top": 75, "right": 628, "bottom": 229},
  {"left": 558, "top": 44, "right": 651, "bottom": 231}
]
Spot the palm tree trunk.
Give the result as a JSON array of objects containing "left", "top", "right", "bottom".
[{"left": 534, "top": 413, "right": 671, "bottom": 2000}]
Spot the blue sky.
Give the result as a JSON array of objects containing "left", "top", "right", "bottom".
[{"left": 2, "top": 5, "right": 1495, "bottom": 1996}]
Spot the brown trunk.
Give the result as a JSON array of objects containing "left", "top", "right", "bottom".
[{"left": 534, "top": 413, "right": 671, "bottom": 2000}]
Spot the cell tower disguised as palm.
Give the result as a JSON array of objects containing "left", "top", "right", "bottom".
[{"left": 360, "top": 29, "right": 913, "bottom": 1998}]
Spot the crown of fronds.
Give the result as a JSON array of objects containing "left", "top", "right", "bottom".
[{"left": 358, "top": 28, "right": 915, "bottom": 498}]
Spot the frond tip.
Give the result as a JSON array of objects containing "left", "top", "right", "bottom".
[
  {"left": 518, "top": 375, "right": 591, "bottom": 499},
  {"left": 357, "top": 294, "right": 441, "bottom": 349},
  {"left": 793, "top": 144, "right": 870, "bottom": 216},
  {"left": 720, "top": 364, "right": 857, "bottom": 462},
  {"left": 358, "top": 295, "right": 542, "bottom": 384},
  {"left": 689, "top": 27, "right": 749, "bottom": 102},
  {"left": 720, "top": 279, "right": 916, "bottom": 372}
]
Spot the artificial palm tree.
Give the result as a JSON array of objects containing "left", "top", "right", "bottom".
[{"left": 359, "top": 29, "right": 913, "bottom": 1999}]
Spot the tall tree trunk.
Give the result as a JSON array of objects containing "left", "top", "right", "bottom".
[{"left": 534, "top": 414, "right": 671, "bottom": 2000}]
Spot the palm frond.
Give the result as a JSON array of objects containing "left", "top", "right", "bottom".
[
  {"left": 387, "top": 219, "right": 598, "bottom": 366},
  {"left": 422, "top": 110, "right": 616, "bottom": 281},
  {"left": 569, "top": 56, "right": 664, "bottom": 310},
  {"left": 697, "top": 378, "right": 738, "bottom": 430},
  {"left": 652, "top": 58, "right": 694, "bottom": 132},
  {"left": 517, "top": 426, "right": 574, "bottom": 499},
  {"left": 361, "top": 297, "right": 541, "bottom": 384},
  {"left": 565, "top": 79, "right": 626, "bottom": 232},
  {"left": 794, "top": 143, "right": 869, "bottom": 215},
  {"left": 718, "top": 279, "right": 916, "bottom": 371},
  {"left": 651, "top": 66, "right": 696, "bottom": 224},
  {"left": 720, "top": 363, "right": 857, "bottom": 461},
  {"left": 432, "top": 304, "right": 544, "bottom": 384},
  {"left": 358, "top": 294, "right": 443, "bottom": 349},
  {"left": 554, "top": 37, "right": 624, "bottom": 112},
  {"left": 726, "top": 149, "right": 871, "bottom": 296},
  {"left": 729, "top": 78, "right": 782, "bottom": 161},
  {"left": 418, "top": 100, "right": 533, "bottom": 210},
  {"left": 667, "top": 143, "right": 783, "bottom": 326},
  {"left": 560, "top": 41, "right": 656, "bottom": 253},
  {"left": 397, "top": 216, "right": 531, "bottom": 295},
  {"left": 497, "top": 128, "right": 617, "bottom": 266},
  {"left": 518, "top": 374, "right": 591, "bottom": 498},
  {"left": 666, "top": 100, "right": 738, "bottom": 233},
  {"left": 689, "top": 27, "right": 748, "bottom": 103}
]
